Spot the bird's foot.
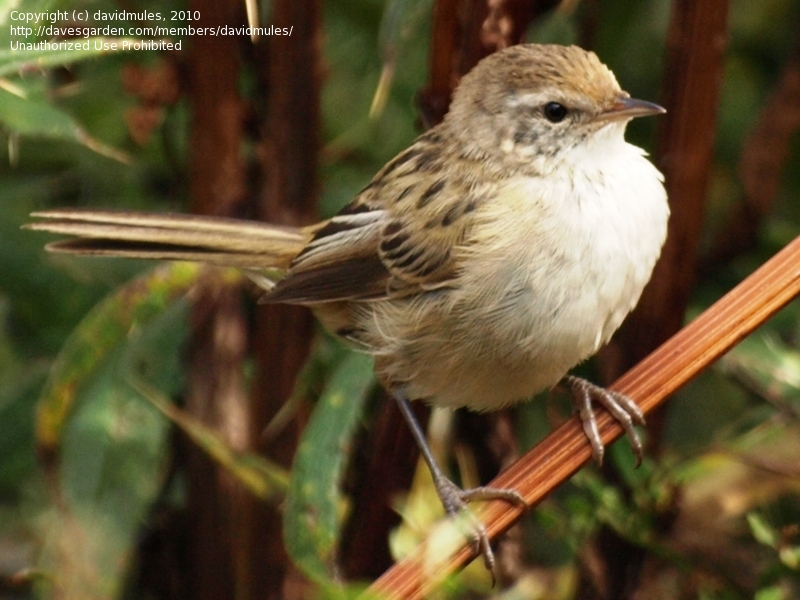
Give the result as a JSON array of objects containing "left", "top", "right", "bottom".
[
  {"left": 562, "top": 375, "right": 646, "bottom": 466},
  {"left": 391, "top": 391, "right": 526, "bottom": 580},
  {"left": 432, "top": 473, "right": 526, "bottom": 582}
]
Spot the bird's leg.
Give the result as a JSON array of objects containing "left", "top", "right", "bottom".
[
  {"left": 392, "top": 391, "right": 526, "bottom": 578},
  {"left": 561, "top": 375, "right": 646, "bottom": 466}
]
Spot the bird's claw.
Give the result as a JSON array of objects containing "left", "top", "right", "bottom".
[
  {"left": 433, "top": 475, "right": 527, "bottom": 583},
  {"left": 563, "top": 375, "right": 646, "bottom": 465}
]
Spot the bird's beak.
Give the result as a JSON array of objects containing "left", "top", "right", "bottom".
[{"left": 595, "top": 97, "right": 666, "bottom": 123}]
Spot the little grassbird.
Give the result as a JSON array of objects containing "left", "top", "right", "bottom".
[{"left": 28, "top": 44, "right": 669, "bottom": 572}]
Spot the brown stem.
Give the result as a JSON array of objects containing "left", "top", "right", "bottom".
[
  {"left": 187, "top": 0, "right": 246, "bottom": 217},
  {"left": 246, "top": 0, "right": 322, "bottom": 597},
  {"left": 418, "top": 0, "right": 485, "bottom": 128},
  {"left": 183, "top": 0, "right": 249, "bottom": 598}
]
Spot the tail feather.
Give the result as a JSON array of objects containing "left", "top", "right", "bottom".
[{"left": 25, "top": 209, "right": 314, "bottom": 270}]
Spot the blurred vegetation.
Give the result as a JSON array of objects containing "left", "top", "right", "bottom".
[{"left": 0, "top": 0, "right": 799, "bottom": 598}]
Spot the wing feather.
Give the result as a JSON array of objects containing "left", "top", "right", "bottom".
[{"left": 265, "top": 129, "right": 494, "bottom": 304}]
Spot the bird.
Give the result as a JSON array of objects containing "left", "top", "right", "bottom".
[{"left": 27, "top": 43, "right": 669, "bottom": 574}]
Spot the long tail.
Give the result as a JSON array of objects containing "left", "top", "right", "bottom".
[{"left": 25, "top": 209, "right": 317, "bottom": 270}]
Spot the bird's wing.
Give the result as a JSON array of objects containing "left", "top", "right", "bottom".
[{"left": 267, "top": 132, "right": 490, "bottom": 304}]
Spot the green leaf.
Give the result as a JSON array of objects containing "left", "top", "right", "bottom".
[
  {"left": 747, "top": 511, "right": 800, "bottom": 569},
  {"left": 370, "top": 0, "right": 432, "bottom": 118},
  {"left": 0, "top": 37, "right": 137, "bottom": 78},
  {"left": 0, "top": 363, "right": 47, "bottom": 496},
  {"left": 35, "top": 262, "right": 206, "bottom": 451},
  {"left": 755, "top": 586, "right": 788, "bottom": 600},
  {"left": 284, "top": 351, "right": 376, "bottom": 583},
  {"left": 131, "top": 377, "right": 290, "bottom": 502},
  {"left": 717, "top": 333, "right": 800, "bottom": 420},
  {"left": 264, "top": 333, "right": 351, "bottom": 441},
  {"left": 748, "top": 512, "right": 779, "bottom": 548},
  {"left": 378, "top": 0, "right": 433, "bottom": 61},
  {"left": 0, "top": 87, "right": 130, "bottom": 162},
  {"left": 35, "top": 293, "right": 190, "bottom": 599},
  {"left": 778, "top": 545, "right": 800, "bottom": 570}
]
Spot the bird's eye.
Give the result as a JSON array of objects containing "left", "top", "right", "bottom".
[{"left": 543, "top": 102, "right": 568, "bottom": 123}]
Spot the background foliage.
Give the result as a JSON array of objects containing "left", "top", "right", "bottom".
[{"left": 0, "top": 0, "right": 799, "bottom": 598}]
